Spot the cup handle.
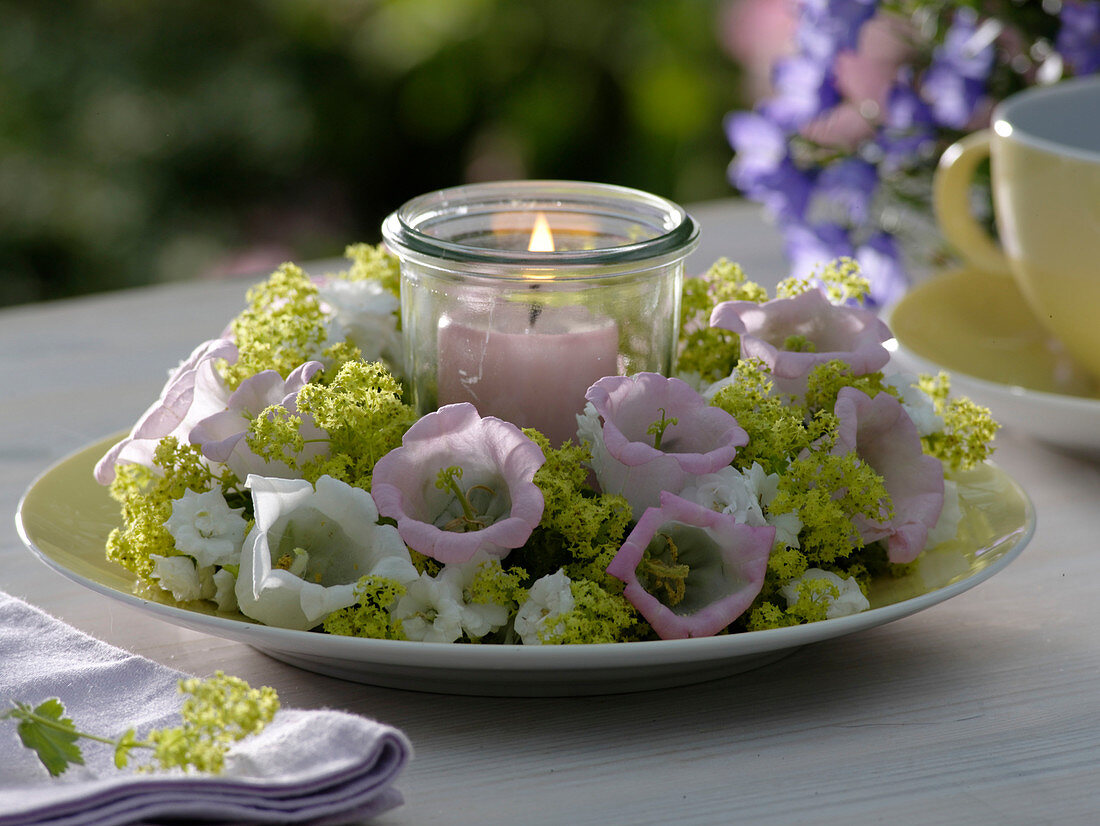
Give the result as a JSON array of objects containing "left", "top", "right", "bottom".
[{"left": 932, "top": 130, "right": 1011, "bottom": 277}]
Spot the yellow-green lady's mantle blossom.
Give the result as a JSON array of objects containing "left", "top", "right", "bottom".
[
  {"left": 520, "top": 430, "right": 632, "bottom": 588},
  {"left": 343, "top": 242, "right": 401, "bottom": 299},
  {"left": 323, "top": 575, "right": 410, "bottom": 640},
  {"left": 538, "top": 579, "right": 641, "bottom": 644},
  {"left": 678, "top": 258, "right": 768, "bottom": 382},
  {"left": 774, "top": 257, "right": 871, "bottom": 304},
  {"left": 220, "top": 263, "right": 335, "bottom": 389},
  {"left": 106, "top": 438, "right": 237, "bottom": 578},
  {"left": 247, "top": 360, "right": 416, "bottom": 490},
  {"left": 917, "top": 372, "right": 999, "bottom": 470},
  {"left": 708, "top": 360, "right": 820, "bottom": 474}
]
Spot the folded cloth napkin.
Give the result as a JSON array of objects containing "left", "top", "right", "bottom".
[{"left": 0, "top": 591, "right": 412, "bottom": 826}]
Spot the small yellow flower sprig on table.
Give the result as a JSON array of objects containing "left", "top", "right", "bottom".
[{"left": 3, "top": 672, "right": 279, "bottom": 777}]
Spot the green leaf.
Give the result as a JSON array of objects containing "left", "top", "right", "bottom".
[{"left": 15, "top": 699, "right": 85, "bottom": 777}]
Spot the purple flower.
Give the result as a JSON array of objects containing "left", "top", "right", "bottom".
[
  {"left": 921, "top": 7, "right": 996, "bottom": 129},
  {"left": 761, "top": 56, "right": 839, "bottom": 129},
  {"left": 920, "top": 65, "right": 986, "bottom": 129},
  {"left": 1058, "top": 1, "right": 1100, "bottom": 75},
  {"left": 726, "top": 113, "right": 815, "bottom": 222},
  {"left": 189, "top": 361, "right": 325, "bottom": 480},
  {"left": 606, "top": 492, "right": 773, "bottom": 639},
  {"left": 578, "top": 373, "right": 748, "bottom": 518},
  {"left": 877, "top": 79, "right": 937, "bottom": 172},
  {"left": 94, "top": 338, "right": 237, "bottom": 484},
  {"left": 725, "top": 111, "right": 787, "bottom": 184},
  {"left": 781, "top": 222, "right": 855, "bottom": 283},
  {"left": 710, "top": 288, "right": 891, "bottom": 397},
  {"left": 936, "top": 7, "right": 997, "bottom": 79},
  {"left": 855, "top": 232, "right": 908, "bottom": 306},
  {"left": 371, "top": 403, "right": 545, "bottom": 564},
  {"left": 812, "top": 158, "right": 879, "bottom": 224},
  {"left": 797, "top": 0, "right": 877, "bottom": 61},
  {"left": 833, "top": 387, "right": 945, "bottom": 564}
]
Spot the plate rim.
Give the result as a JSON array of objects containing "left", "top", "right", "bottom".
[{"left": 15, "top": 435, "right": 1037, "bottom": 675}]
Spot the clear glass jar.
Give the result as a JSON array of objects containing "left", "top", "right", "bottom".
[{"left": 381, "top": 180, "right": 699, "bottom": 445}]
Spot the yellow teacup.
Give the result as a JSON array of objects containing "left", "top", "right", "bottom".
[{"left": 934, "top": 75, "right": 1100, "bottom": 380}]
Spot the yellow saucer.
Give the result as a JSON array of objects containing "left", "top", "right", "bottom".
[
  {"left": 889, "top": 266, "right": 1099, "bottom": 398},
  {"left": 888, "top": 267, "right": 1100, "bottom": 454}
]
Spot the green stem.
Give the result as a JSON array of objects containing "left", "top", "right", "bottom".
[
  {"left": 436, "top": 466, "right": 478, "bottom": 523},
  {"left": 435, "top": 466, "right": 493, "bottom": 531},
  {"left": 4, "top": 705, "right": 153, "bottom": 751}
]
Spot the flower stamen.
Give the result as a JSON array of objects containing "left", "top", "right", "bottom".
[
  {"left": 641, "top": 532, "right": 689, "bottom": 607},
  {"left": 274, "top": 547, "right": 310, "bottom": 577},
  {"left": 646, "top": 408, "right": 679, "bottom": 451},
  {"left": 436, "top": 466, "right": 494, "bottom": 532},
  {"left": 783, "top": 334, "right": 816, "bottom": 352}
]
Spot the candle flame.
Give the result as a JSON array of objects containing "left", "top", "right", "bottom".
[{"left": 527, "top": 213, "right": 555, "bottom": 252}]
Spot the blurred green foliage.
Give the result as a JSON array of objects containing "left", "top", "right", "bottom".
[{"left": 0, "top": 0, "right": 743, "bottom": 306}]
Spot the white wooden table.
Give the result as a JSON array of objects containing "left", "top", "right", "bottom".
[{"left": 2, "top": 201, "right": 1098, "bottom": 825}]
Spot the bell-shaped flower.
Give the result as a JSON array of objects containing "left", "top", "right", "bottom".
[
  {"left": 94, "top": 338, "right": 237, "bottom": 484},
  {"left": 710, "top": 289, "right": 891, "bottom": 397},
  {"left": 391, "top": 553, "right": 511, "bottom": 642},
  {"left": 779, "top": 568, "right": 870, "bottom": 619},
  {"left": 236, "top": 474, "right": 418, "bottom": 631},
  {"left": 149, "top": 554, "right": 216, "bottom": 604},
  {"left": 883, "top": 371, "right": 943, "bottom": 437},
  {"left": 149, "top": 551, "right": 237, "bottom": 612},
  {"left": 371, "top": 403, "right": 545, "bottom": 564},
  {"left": 163, "top": 488, "right": 249, "bottom": 568},
  {"left": 514, "top": 569, "right": 575, "bottom": 645},
  {"left": 390, "top": 572, "right": 465, "bottom": 643},
  {"left": 680, "top": 462, "right": 802, "bottom": 550},
  {"left": 579, "top": 373, "right": 748, "bottom": 518},
  {"left": 316, "top": 277, "right": 402, "bottom": 370},
  {"left": 606, "top": 492, "right": 774, "bottom": 640},
  {"left": 833, "top": 387, "right": 945, "bottom": 563},
  {"left": 189, "top": 361, "right": 326, "bottom": 480}
]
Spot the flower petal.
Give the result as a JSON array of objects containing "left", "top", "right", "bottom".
[
  {"left": 583, "top": 373, "right": 748, "bottom": 517},
  {"left": 710, "top": 289, "right": 891, "bottom": 396},
  {"left": 236, "top": 474, "right": 414, "bottom": 630},
  {"left": 371, "top": 403, "right": 545, "bottom": 564},
  {"left": 606, "top": 492, "right": 773, "bottom": 639},
  {"left": 94, "top": 338, "right": 237, "bottom": 484},
  {"left": 833, "top": 387, "right": 945, "bottom": 563}
]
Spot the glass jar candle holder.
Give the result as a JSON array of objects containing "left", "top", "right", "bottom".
[{"left": 381, "top": 180, "right": 699, "bottom": 445}]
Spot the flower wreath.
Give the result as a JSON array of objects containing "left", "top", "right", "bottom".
[{"left": 95, "top": 245, "right": 997, "bottom": 644}]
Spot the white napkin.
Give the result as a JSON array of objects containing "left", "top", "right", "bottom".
[{"left": 0, "top": 591, "right": 412, "bottom": 825}]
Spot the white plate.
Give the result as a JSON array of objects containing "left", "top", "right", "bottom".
[
  {"left": 17, "top": 437, "right": 1035, "bottom": 696},
  {"left": 888, "top": 266, "right": 1100, "bottom": 455}
]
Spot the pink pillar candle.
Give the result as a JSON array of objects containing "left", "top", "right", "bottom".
[{"left": 437, "top": 306, "right": 618, "bottom": 445}]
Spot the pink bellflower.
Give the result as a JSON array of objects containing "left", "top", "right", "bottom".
[
  {"left": 189, "top": 361, "right": 326, "bottom": 481},
  {"left": 833, "top": 387, "right": 945, "bottom": 563},
  {"left": 606, "top": 492, "right": 774, "bottom": 639},
  {"left": 578, "top": 373, "right": 748, "bottom": 518},
  {"left": 371, "top": 403, "right": 545, "bottom": 564},
  {"left": 94, "top": 338, "right": 237, "bottom": 484},
  {"left": 710, "top": 288, "right": 891, "bottom": 397}
]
